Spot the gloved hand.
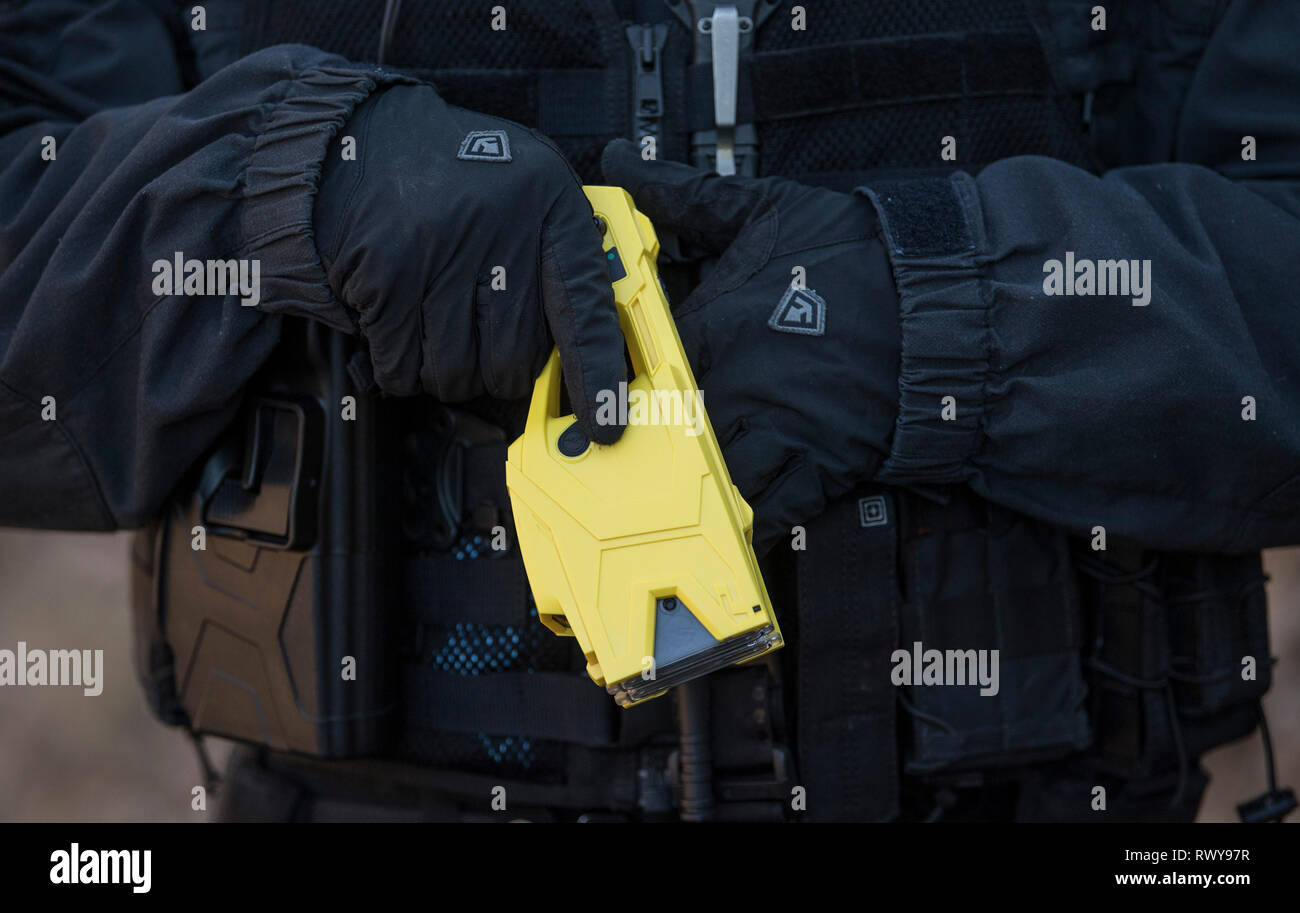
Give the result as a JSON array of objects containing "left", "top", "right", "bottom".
[
  {"left": 313, "top": 84, "right": 625, "bottom": 443},
  {"left": 601, "top": 139, "right": 902, "bottom": 553}
]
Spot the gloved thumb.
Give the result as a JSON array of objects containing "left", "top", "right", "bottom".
[{"left": 600, "top": 138, "right": 762, "bottom": 255}]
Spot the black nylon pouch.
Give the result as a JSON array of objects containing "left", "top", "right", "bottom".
[
  {"left": 1077, "top": 543, "right": 1175, "bottom": 777},
  {"left": 1164, "top": 553, "right": 1271, "bottom": 718},
  {"left": 897, "top": 488, "right": 1091, "bottom": 774},
  {"left": 1079, "top": 547, "right": 1271, "bottom": 779}
]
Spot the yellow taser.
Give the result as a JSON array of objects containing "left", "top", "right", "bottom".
[{"left": 505, "top": 185, "right": 783, "bottom": 707}]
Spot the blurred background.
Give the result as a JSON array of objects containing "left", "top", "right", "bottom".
[{"left": 0, "top": 529, "right": 1296, "bottom": 822}]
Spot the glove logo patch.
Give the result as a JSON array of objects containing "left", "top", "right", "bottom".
[
  {"left": 768, "top": 286, "right": 825, "bottom": 336},
  {"left": 457, "top": 130, "right": 512, "bottom": 163}
]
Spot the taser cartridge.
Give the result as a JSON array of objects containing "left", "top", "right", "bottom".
[{"left": 505, "top": 185, "right": 783, "bottom": 708}]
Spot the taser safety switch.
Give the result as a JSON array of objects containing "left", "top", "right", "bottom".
[{"left": 505, "top": 185, "right": 783, "bottom": 707}]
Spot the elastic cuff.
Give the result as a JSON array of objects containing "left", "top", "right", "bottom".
[
  {"left": 854, "top": 173, "right": 991, "bottom": 485},
  {"left": 242, "top": 62, "right": 418, "bottom": 331}
]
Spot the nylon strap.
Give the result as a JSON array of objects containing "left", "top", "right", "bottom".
[
  {"left": 404, "top": 552, "right": 531, "bottom": 626},
  {"left": 685, "top": 31, "right": 1052, "bottom": 132},
  {"left": 795, "top": 486, "right": 900, "bottom": 822},
  {"left": 408, "top": 68, "right": 619, "bottom": 138},
  {"left": 402, "top": 667, "right": 619, "bottom": 747},
  {"left": 246, "top": 746, "right": 641, "bottom": 816}
]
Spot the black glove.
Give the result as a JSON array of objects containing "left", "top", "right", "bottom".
[
  {"left": 601, "top": 139, "right": 901, "bottom": 553},
  {"left": 314, "top": 84, "right": 625, "bottom": 443}
]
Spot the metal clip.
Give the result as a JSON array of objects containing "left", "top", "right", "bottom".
[{"left": 698, "top": 7, "right": 752, "bottom": 175}]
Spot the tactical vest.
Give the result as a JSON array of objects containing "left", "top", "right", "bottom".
[{"left": 131, "top": 0, "right": 1282, "bottom": 822}]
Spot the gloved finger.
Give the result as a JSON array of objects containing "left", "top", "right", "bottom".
[
  {"left": 599, "top": 138, "right": 763, "bottom": 255},
  {"left": 418, "top": 264, "right": 483, "bottom": 402},
  {"left": 673, "top": 309, "right": 711, "bottom": 383},
  {"left": 717, "top": 419, "right": 800, "bottom": 504},
  {"left": 360, "top": 286, "right": 426, "bottom": 397},
  {"left": 475, "top": 248, "right": 549, "bottom": 399},
  {"left": 539, "top": 185, "right": 627, "bottom": 445},
  {"left": 748, "top": 456, "right": 827, "bottom": 557},
  {"left": 716, "top": 417, "right": 827, "bottom": 554}
]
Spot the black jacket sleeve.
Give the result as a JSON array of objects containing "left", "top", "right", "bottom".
[
  {"left": 861, "top": 1, "right": 1300, "bottom": 553},
  {"left": 0, "top": 1, "right": 414, "bottom": 529}
]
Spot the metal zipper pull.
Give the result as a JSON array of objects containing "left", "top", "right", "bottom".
[{"left": 626, "top": 23, "right": 669, "bottom": 151}]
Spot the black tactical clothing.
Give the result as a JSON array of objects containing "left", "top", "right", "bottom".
[
  {"left": 1, "top": 1, "right": 1297, "bottom": 549},
  {"left": 1, "top": 0, "right": 1297, "bottom": 822}
]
